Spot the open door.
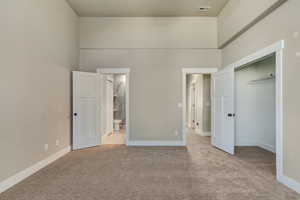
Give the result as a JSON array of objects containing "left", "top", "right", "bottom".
[
  {"left": 73, "top": 71, "right": 100, "bottom": 150},
  {"left": 212, "top": 66, "right": 235, "bottom": 155}
]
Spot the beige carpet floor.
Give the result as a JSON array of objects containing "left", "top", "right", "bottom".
[{"left": 1, "top": 130, "right": 299, "bottom": 200}]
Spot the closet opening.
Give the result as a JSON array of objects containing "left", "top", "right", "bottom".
[{"left": 234, "top": 54, "right": 277, "bottom": 176}]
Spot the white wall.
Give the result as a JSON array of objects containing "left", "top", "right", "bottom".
[
  {"left": 235, "top": 56, "right": 276, "bottom": 152},
  {"left": 218, "top": 0, "right": 283, "bottom": 47},
  {"left": 221, "top": 0, "right": 300, "bottom": 183},
  {"left": 80, "top": 17, "right": 218, "bottom": 49},
  {"left": 0, "top": 0, "right": 78, "bottom": 181},
  {"left": 79, "top": 17, "right": 220, "bottom": 141}
]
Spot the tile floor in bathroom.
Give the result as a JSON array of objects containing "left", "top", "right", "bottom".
[{"left": 102, "top": 129, "right": 126, "bottom": 144}]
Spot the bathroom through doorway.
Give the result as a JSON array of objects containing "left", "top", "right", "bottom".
[{"left": 98, "top": 68, "right": 130, "bottom": 145}]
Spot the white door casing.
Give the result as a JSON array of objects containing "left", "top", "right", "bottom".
[
  {"left": 212, "top": 66, "right": 235, "bottom": 155},
  {"left": 106, "top": 76, "right": 114, "bottom": 135},
  {"left": 73, "top": 71, "right": 100, "bottom": 150}
]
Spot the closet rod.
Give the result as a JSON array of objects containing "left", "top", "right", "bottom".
[{"left": 248, "top": 74, "right": 275, "bottom": 85}]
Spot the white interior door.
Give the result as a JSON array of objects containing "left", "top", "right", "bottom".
[
  {"left": 212, "top": 67, "right": 235, "bottom": 155},
  {"left": 73, "top": 71, "right": 100, "bottom": 150}
]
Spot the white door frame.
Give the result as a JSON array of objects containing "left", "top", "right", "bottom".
[
  {"left": 97, "top": 68, "right": 130, "bottom": 145},
  {"left": 229, "top": 40, "right": 284, "bottom": 183},
  {"left": 182, "top": 68, "right": 218, "bottom": 146}
]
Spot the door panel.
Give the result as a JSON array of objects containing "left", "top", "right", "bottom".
[
  {"left": 73, "top": 71, "right": 100, "bottom": 150},
  {"left": 212, "top": 67, "right": 235, "bottom": 155}
]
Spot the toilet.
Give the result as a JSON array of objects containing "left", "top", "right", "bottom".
[{"left": 113, "top": 120, "right": 122, "bottom": 131}]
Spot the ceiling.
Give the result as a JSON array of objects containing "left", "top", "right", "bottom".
[{"left": 67, "top": 0, "right": 230, "bottom": 17}]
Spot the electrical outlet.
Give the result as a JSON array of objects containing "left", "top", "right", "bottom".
[
  {"left": 296, "top": 52, "right": 300, "bottom": 57},
  {"left": 56, "top": 140, "right": 60, "bottom": 146},
  {"left": 44, "top": 144, "right": 49, "bottom": 152}
]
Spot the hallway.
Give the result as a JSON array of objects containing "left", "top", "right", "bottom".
[{"left": 1, "top": 131, "right": 299, "bottom": 200}]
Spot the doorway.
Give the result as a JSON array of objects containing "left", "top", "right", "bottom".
[
  {"left": 72, "top": 68, "right": 130, "bottom": 150},
  {"left": 186, "top": 74, "right": 212, "bottom": 136},
  {"left": 235, "top": 54, "right": 277, "bottom": 175},
  {"left": 98, "top": 68, "right": 130, "bottom": 145},
  {"left": 182, "top": 68, "right": 218, "bottom": 145},
  {"left": 101, "top": 74, "right": 127, "bottom": 144}
]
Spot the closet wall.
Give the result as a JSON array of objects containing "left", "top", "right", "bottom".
[{"left": 235, "top": 56, "right": 276, "bottom": 152}]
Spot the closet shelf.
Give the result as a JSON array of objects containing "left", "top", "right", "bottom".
[{"left": 248, "top": 74, "right": 275, "bottom": 85}]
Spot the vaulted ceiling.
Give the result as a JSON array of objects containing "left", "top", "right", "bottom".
[{"left": 67, "top": 0, "right": 229, "bottom": 17}]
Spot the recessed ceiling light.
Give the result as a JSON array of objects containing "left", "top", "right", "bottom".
[{"left": 199, "top": 6, "right": 211, "bottom": 12}]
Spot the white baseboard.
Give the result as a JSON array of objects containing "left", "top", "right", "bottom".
[
  {"left": 279, "top": 174, "right": 300, "bottom": 194},
  {"left": 235, "top": 140, "right": 258, "bottom": 147},
  {"left": 236, "top": 141, "right": 275, "bottom": 153},
  {"left": 257, "top": 142, "right": 275, "bottom": 153},
  {"left": 127, "top": 140, "right": 185, "bottom": 146},
  {"left": 0, "top": 146, "right": 71, "bottom": 194}
]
